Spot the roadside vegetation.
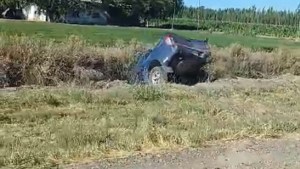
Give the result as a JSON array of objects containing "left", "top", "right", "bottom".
[
  {"left": 0, "top": 34, "right": 299, "bottom": 87},
  {"left": 1, "top": 76, "right": 300, "bottom": 168}
]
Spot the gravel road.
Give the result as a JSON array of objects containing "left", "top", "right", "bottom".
[{"left": 65, "top": 134, "right": 300, "bottom": 169}]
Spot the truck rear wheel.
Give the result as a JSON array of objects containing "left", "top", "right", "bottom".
[{"left": 148, "top": 66, "right": 167, "bottom": 85}]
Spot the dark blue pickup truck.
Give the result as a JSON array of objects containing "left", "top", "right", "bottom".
[{"left": 130, "top": 33, "right": 213, "bottom": 85}]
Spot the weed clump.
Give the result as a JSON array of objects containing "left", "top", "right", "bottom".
[{"left": 132, "top": 85, "right": 166, "bottom": 101}]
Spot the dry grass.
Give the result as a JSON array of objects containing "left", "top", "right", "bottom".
[
  {"left": 0, "top": 35, "right": 300, "bottom": 87},
  {"left": 0, "top": 35, "right": 144, "bottom": 87},
  {"left": 0, "top": 78, "right": 300, "bottom": 168},
  {"left": 210, "top": 43, "right": 300, "bottom": 79}
]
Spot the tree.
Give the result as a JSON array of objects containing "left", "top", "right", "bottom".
[
  {"left": 99, "top": 0, "right": 183, "bottom": 26},
  {"left": 0, "top": 0, "right": 28, "bottom": 9},
  {"left": 0, "top": 0, "right": 183, "bottom": 25}
]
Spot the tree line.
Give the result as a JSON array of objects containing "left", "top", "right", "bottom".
[
  {"left": 1, "top": 0, "right": 299, "bottom": 26},
  {"left": 177, "top": 5, "right": 300, "bottom": 27},
  {"left": 0, "top": 0, "right": 184, "bottom": 25}
]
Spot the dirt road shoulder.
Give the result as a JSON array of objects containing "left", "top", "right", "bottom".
[{"left": 65, "top": 134, "right": 300, "bottom": 169}]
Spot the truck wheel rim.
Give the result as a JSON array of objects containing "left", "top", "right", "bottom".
[{"left": 151, "top": 71, "right": 161, "bottom": 85}]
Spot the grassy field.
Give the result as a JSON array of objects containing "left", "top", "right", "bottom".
[
  {"left": 1, "top": 76, "right": 300, "bottom": 168},
  {"left": 0, "top": 19, "right": 299, "bottom": 50}
]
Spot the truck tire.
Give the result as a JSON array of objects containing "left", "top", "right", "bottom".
[{"left": 148, "top": 66, "right": 168, "bottom": 85}]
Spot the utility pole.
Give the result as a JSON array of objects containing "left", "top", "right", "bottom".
[
  {"left": 297, "top": 22, "right": 300, "bottom": 41},
  {"left": 298, "top": 17, "right": 300, "bottom": 39},
  {"left": 197, "top": 0, "right": 200, "bottom": 30},
  {"left": 297, "top": 4, "right": 300, "bottom": 41},
  {"left": 172, "top": 0, "right": 176, "bottom": 30},
  {"left": 296, "top": 13, "right": 300, "bottom": 41}
]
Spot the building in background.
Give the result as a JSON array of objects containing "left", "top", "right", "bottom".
[
  {"left": 64, "top": 9, "right": 109, "bottom": 25},
  {"left": 64, "top": 0, "right": 109, "bottom": 25},
  {"left": 1, "top": 3, "right": 48, "bottom": 22},
  {"left": 22, "top": 3, "right": 48, "bottom": 22},
  {"left": 1, "top": 8, "right": 25, "bottom": 20},
  {"left": 1, "top": 0, "right": 109, "bottom": 25}
]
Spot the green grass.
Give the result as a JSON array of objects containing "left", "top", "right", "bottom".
[
  {"left": 0, "top": 80, "right": 300, "bottom": 168},
  {"left": 0, "top": 19, "right": 299, "bottom": 49}
]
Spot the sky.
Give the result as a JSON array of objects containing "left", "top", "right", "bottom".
[{"left": 184, "top": 0, "right": 299, "bottom": 12}]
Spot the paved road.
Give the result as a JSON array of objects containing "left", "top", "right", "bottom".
[{"left": 65, "top": 135, "right": 300, "bottom": 169}]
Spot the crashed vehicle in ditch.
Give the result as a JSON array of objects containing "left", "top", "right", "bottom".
[{"left": 129, "top": 33, "right": 213, "bottom": 85}]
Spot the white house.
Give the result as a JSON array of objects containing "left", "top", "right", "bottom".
[
  {"left": 22, "top": 3, "right": 49, "bottom": 22},
  {"left": 22, "top": 3, "right": 48, "bottom": 22}
]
